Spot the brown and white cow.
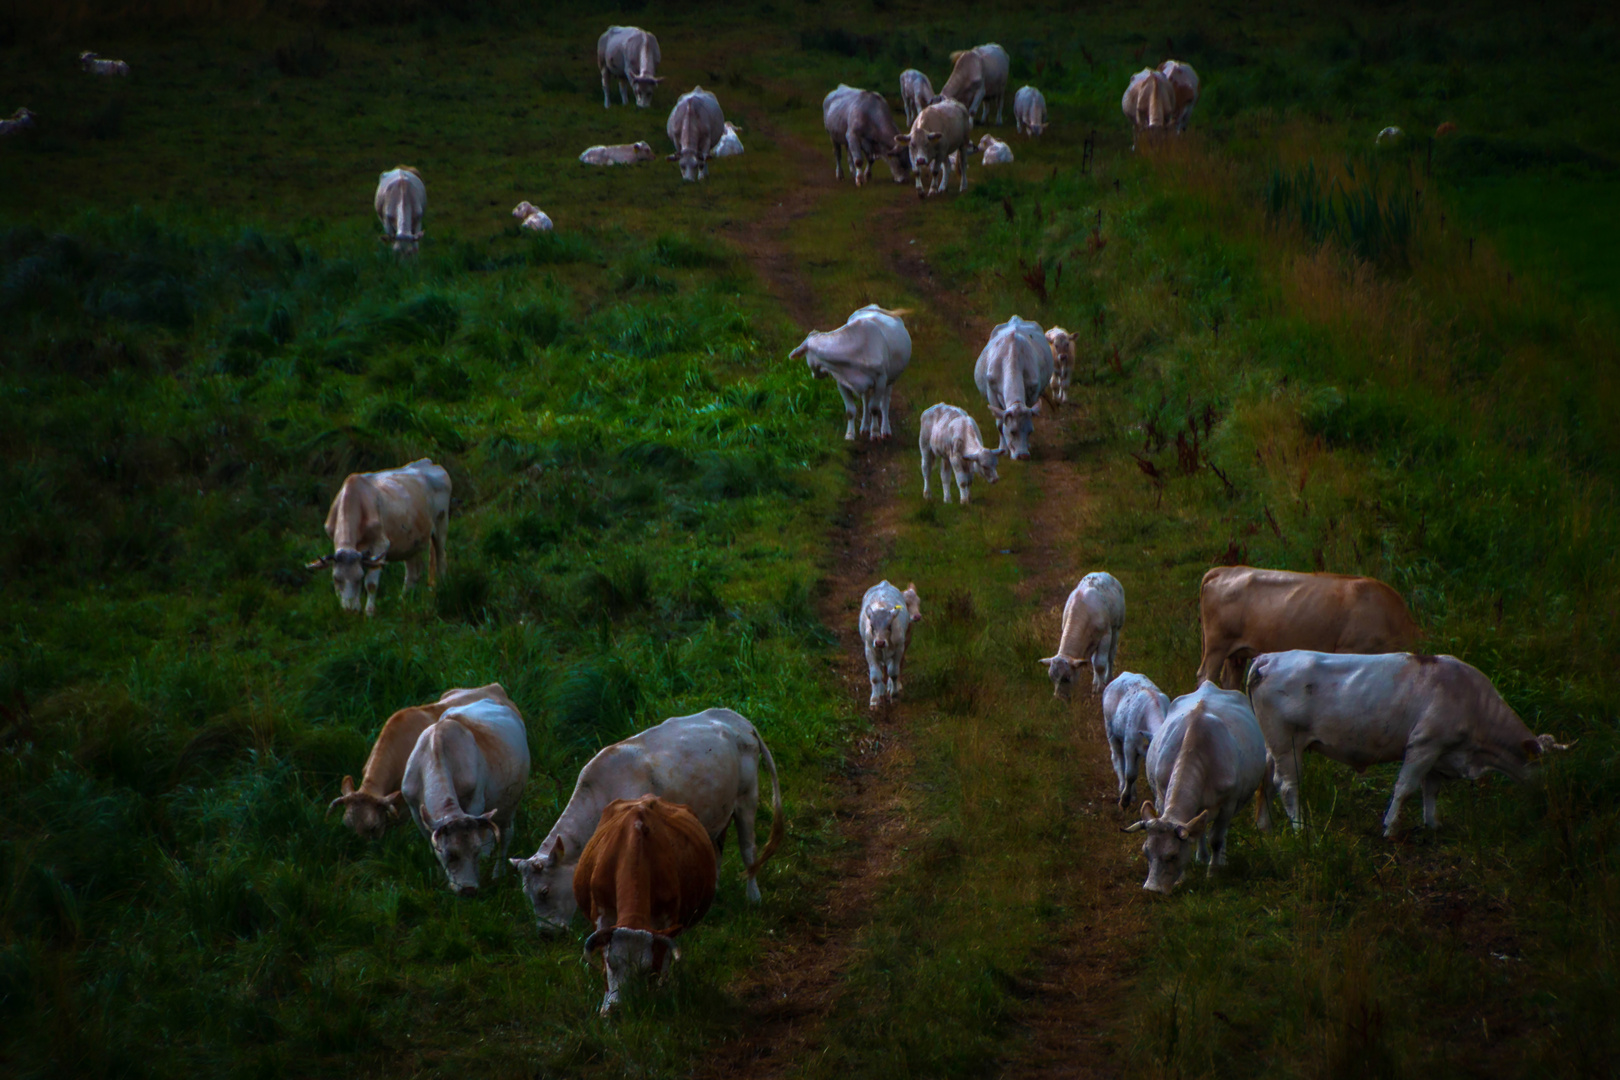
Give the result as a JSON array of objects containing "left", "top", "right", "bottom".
[
  {"left": 824, "top": 85, "right": 911, "bottom": 187},
  {"left": 597, "top": 26, "right": 662, "bottom": 108},
  {"left": 896, "top": 97, "right": 972, "bottom": 197},
  {"left": 1248, "top": 651, "right": 1569, "bottom": 836},
  {"left": 1158, "top": 60, "right": 1199, "bottom": 132},
  {"left": 1195, "top": 566, "right": 1418, "bottom": 688},
  {"left": 305, "top": 458, "right": 450, "bottom": 617},
  {"left": 579, "top": 141, "right": 656, "bottom": 166},
  {"left": 328, "top": 684, "right": 513, "bottom": 839},
  {"left": 1043, "top": 327, "right": 1075, "bottom": 406},
  {"left": 900, "top": 69, "right": 934, "bottom": 126},
  {"left": 1122, "top": 68, "right": 1175, "bottom": 148},
  {"left": 1040, "top": 571, "right": 1126, "bottom": 699},
  {"left": 577, "top": 795, "right": 717, "bottom": 1016},
  {"left": 666, "top": 87, "right": 725, "bottom": 181}
]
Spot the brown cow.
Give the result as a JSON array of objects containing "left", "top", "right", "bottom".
[
  {"left": 305, "top": 458, "right": 450, "bottom": 616},
  {"left": 576, "top": 795, "right": 717, "bottom": 1016},
  {"left": 1196, "top": 566, "right": 1418, "bottom": 688},
  {"left": 327, "top": 684, "right": 514, "bottom": 839}
]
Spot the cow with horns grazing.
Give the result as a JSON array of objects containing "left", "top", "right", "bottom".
[{"left": 306, "top": 458, "right": 450, "bottom": 616}]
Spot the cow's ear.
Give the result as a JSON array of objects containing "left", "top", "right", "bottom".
[
  {"left": 549, "top": 835, "right": 565, "bottom": 864},
  {"left": 988, "top": 404, "right": 1005, "bottom": 419},
  {"left": 1030, "top": 400, "right": 1043, "bottom": 415},
  {"left": 1522, "top": 737, "right": 1544, "bottom": 759},
  {"left": 1181, "top": 809, "right": 1211, "bottom": 839},
  {"left": 666, "top": 153, "right": 679, "bottom": 161},
  {"left": 340, "top": 775, "right": 356, "bottom": 796},
  {"left": 304, "top": 556, "right": 330, "bottom": 571},
  {"left": 926, "top": 131, "right": 943, "bottom": 143},
  {"left": 894, "top": 134, "right": 910, "bottom": 146}
]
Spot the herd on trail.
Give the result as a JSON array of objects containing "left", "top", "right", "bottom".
[{"left": 23, "top": 24, "right": 1530, "bottom": 1018}]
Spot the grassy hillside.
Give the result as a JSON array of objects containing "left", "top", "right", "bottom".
[{"left": 2, "top": 1, "right": 1617, "bottom": 1078}]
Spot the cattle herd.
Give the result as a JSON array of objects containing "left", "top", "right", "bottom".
[{"left": 16, "top": 23, "right": 1560, "bottom": 1020}]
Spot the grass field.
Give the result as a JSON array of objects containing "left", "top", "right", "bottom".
[{"left": 2, "top": 1, "right": 1617, "bottom": 1077}]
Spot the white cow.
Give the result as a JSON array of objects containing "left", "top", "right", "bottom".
[
  {"left": 918, "top": 403, "right": 1003, "bottom": 504},
  {"left": 896, "top": 97, "right": 972, "bottom": 197},
  {"left": 374, "top": 166, "right": 426, "bottom": 253},
  {"left": 512, "top": 201, "right": 553, "bottom": 231},
  {"left": 0, "top": 107, "right": 36, "bottom": 136},
  {"left": 1125, "top": 681, "right": 1271, "bottom": 894},
  {"left": 1044, "top": 327, "right": 1075, "bottom": 406},
  {"left": 597, "top": 26, "right": 662, "bottom": 108},
  {"left": 511, "top": 708, "right": 784, "bottom": 932},
  {"left": 1014, "top": 85, "right": 1048, "bottom": 136},
  {"left": 824, "top": 85, "right": 910, "bottom": 186},
  {"left": 899, "top": 68, "right": 934, "bottom": 126},
  {"left": 1158, "top": 60, "right": 1199, "bottom": 132},
  {"left": 1040, "top": 571, "right": 1126, "bottom": 699},
  {"left": 1122, "top": 68, "right": 1175, "bottom": 148},
  {"left": 1376, "top": 126, "right": 1404, "bottom": 145},
  {"left": 1247, "top": 650, "right": 1571, "bottom": 837},
  {"left": 305, "top": 458, "right": 450, "bottom": 616},
  {"left": 943, "top": 43, "right": 1009, "bottom": 124},
  {"left": 666, "top": 86, "right": 725, "bottom": 181},
  {"left": 1103, "top": 673, "right": 1170, "bottom": 810},
  {"left": 978, "top": 134, "right": 1014, "bottom": 165},
  {"left": 791, "top": 304, "right": 912, "bottom": 441},
  {"left": 860, "top": 580, "right": 922, "bottom": 709},
  {"left": 79, "top": 52, "right": 129, "bottom": 76},
  {"left": 713, "top": 121, "right": 745, "bottom": 156},
  {"left": 401, "top": 696, "right": 531, "bottom": 897},
  {"left": 579, "top": 141, "right": 656, "bottom": 165},
  {"left": 973, "top": 315, "right": 1054, "bottom": 460}
]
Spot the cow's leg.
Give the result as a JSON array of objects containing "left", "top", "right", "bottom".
[
  {"left": 734, "top": 802, "right": 762, "bottom": 903},
  {"left": 402, "top": 553, "right": 423, "bottom": 593},
  {"left": 619, "top": 77, "right": 630, "bottom": 106},
  {"left": 1274, "top": 741, "right": 1306, "bottom": 829},
  {"left": 876, "top": 384, "right": 894, "bottom": 439},
  {"left": 920, "top": 445, "right": 935, "bottom": 499},
  {"left": 1208, "top": 815, "right": 1231, "bottom": 869},
  {"left": 363, "top": 566, "right": 382, "bottom": 617},
  {"left": 832, "top": 138, "right": 844, "bottom": 180},
  {"left": 1256, "top": 755, "right": 1276, "bottom": 833},
  {"left": 1109, "top": 738, "right": 1129, "bottom": 806},
  {"left": 712, "top": 820, "right": 730, "bottom": 888},
  {"left": 958, "top": 148, "right": 969, "bottom": 192},
  {"left": 601, "top": 65, "right": 611, "bottom": 107},
  {"left": 1421, "top": 772, "right": 1443, "bottom": 830},
  {"left": 1383, "top": 744, "right": 1441, "bottom": 837},
  {"left": 492, "top": 814, "right": 514, "bottom": 878},
  {"left": 864, "top": 643, "right": 885, "bottom": 708},
  {"left": 952, "top": 459, "right": 973, "bottom": 504},
  {"left": 834, "top": 382, "right": 860, "bottom": 440},
  {"left": 887, "top": 648, "right": 903, "bottom": 699},
  {"left": 431, "top": 513, "right": 449, "bottom": 585},
  {"left": 1195, "top": 644, "right": 1230, "bottom": 688},
  {"left": 857, "top": 390, "right": 874, "bottom": 440}
]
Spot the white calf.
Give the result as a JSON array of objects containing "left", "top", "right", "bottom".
[
  {"left": 918, "top": 403, "right": 1002, "bottom": 505},
  {"left": 860, "top": 581, "right": 922, "bottom": 709}
]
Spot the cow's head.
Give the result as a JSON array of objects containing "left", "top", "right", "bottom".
[
  {"left": 988, "top": 400, "right": 1039, "bottom": 460},
  {"left": 511, "top": 835, "right": 575, "bottom": 933},
  {"left": 1039, "top": 653, "right": 1081, "bottom": 700},
  {"left": 894, "top": 133, "right": 933, "bottom": 194},
  {"left": 972, "top": 446, "right": 1005, "bottom": 484},
  {"left": 305, "top": 548, "right": 387, "bottom": 612},
  {"left": 512, "top": 201, "right": 538, "bottom": 220},
  {"left": 667, "top": 147, "right": 708, "bottom": 182},
  {"left": 866, "top": 600, "right": 906, "bottom": 651},
  {"left": 426, "top": 809, "right": 501, "bottom": 897},
  {"left": 630, "top": 74, "right": 663, "bottom": 108},
  {"left": 632, "top": 141, "right": 656, "bottom": 162},
  {"left": 327, "top": 776, "right": 404, "bottom": 840},
  {"left": 1123, "top": 801, "right": 1209, "bottom": 895},
  {"left": 585, "top": 927, "right": 680, "bottom": 1016}
]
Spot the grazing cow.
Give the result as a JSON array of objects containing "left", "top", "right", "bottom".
[
  {"left": 666, "top": 86, "right": 725, "bottom": 181},
  {"left": 579, "top": 141, "right": 656, "bottom": 165},
  {"left": 512, "top": 201, "right": 553, "bottom": 231},
  {"left": 1158, "top": 60, "right": 1199, "bottom": 131},
  {"left": 824, "top": 85, "right": 910, "bottom": 187},
  {"left": 860, "top": 580, "right": 922, "bottom": 709},
  {"left": 1103, "top": 673, "right": 1170, "bottom": 810},
  {"left": 0, "top": 107, "right": 35, "bottom": 136},
  {"left": 900, "top": 68, "right": 934, "bottom": 126},
  {"left": 401, "top": 695, "right": 530, "bottom": 896},
  {"left": 374, "top": 166, "right": 426, "bottom": 253},
  {"left": 1040, "top": 571, "right": 1126, "bottom": 699},
  {"left": 597, "top": 26, "right": 662, "bottom": 108},
  {"left": 79, "top": 52, "right": 129, "bottom": 76},
  {"left": 919, "top": 403, "right": 1003, "bottom": 505},
  {"left": 1044, "top": 327, "right": 1075, "bottom": 406},
  {"left": 512, "top": 708, "right": 783, "bottom": 933},
  {"left": 1195, "top": 566, "right": 1418, "bottom": 688},
  {"left": 329, "top": 684, "right": 513, "bottom": 839},
  {"left": 305, "top": 458, "right": 450, "bottom": 617},
  {"left": 972, "top": 315, "right": 1054, "bottom": 460},
  {"left": 577, "top": 796, "right": 717, "bottom": 1016},
  {"left": 791, "top": 304, "right": 912, "bottom": 441},
  {"left": 1125, "top": 682, "right": 1271, "bottom": 894},
  {"left": 713, "top": 121, "right": 745, "bottom": 157},
  {"left": 1376, "top": 126, "right": 1404, "bottom": 145},
  {"left": 896, "top": 98, "right": 973, "bottom": 196},
  {"left": 943, "top": 43, "right": 1009, "bottom": 123},
  {"left": 1014, "top": 85, "right": 1048, "bottom": 136},
  {"left": 1248, "top": 651, "right": 1570, "bottom": 837},
  {"left": 1122, "top": 68, "right": 1175, "bottom": 147},
  {"left": 978, "top": 134, "right": 1014, "bottom": 164}
]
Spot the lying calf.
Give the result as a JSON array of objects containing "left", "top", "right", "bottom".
[
  {"left": 978, "top": 134, "right": 1014, "bottom": 164},
  {"left": 579, "top": 141, "right": 656, "bottom": 165},
  {"left": 512, "top": 201, "right": 553, "bottom": 231}
]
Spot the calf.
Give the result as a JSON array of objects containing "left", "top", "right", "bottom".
[
  {"left": 1014, "top": 85, "right": 1048, "bottom": 136},
  {"left": 79, "top": 51, "right": 129, "bottom": 76},
  {"left": 896, "top": 97, "right": 972, "bottom": 197},
  {"left": 1196, "top": 566, "right": 1417, "bottom": 688},
  {"left": 860, "top": 580, "right": 922, "bottom": 709},
  {"left": 401, "top": 696, "right": 530, "bottom": 896},
  {"left": 1040, "top": 571, "right": 1126, "bottom": 699},
  {"left": 0, "top": 107, "right": 35, "bottom": 136},
  {"left": 513, "top": 708, "right": 783, "bottom": 933},
  {"left": 792, "top": 304, "right": 912, "bottom": 440},
  {"left": 1122, "top": 68, "right": 1175, "bottom": 148},
  {"left": 577, "top": 796, "right": 716, "bottom": 1016},
  {"left": 374, "top": 166, "right": 426, "bottom": 254},
  {"left": 579, "top": 141, "right": 656, "bottom": 165},
  {"left": 1158, "top": 60, "right": 1199, "bottom": 131},
  {"left": 978, "top": 134, "right": 1014, "bottom": 164},
  {"left": 824, "top": 85, "right": 910, "bottom": 187},
  {"left": 919, "top": 403, "right": 1002, "bottom": 504},
  {"left": 597, "top": 26, "right": 662, "bottom": 108},
  {"left": 1044, "top": 327, "right": 1075, "bottom": 406},
  {"left": 306, "top": 458, "right": 449, "bottom": 616},
  {"left": 1103, "top": 673, "right": 1170, "bottom": 810},
  {"left": 1125, "top": 682, "right": 1271, "bottom": 894},
  {"left": 666, "top": 86, "right": 725, "bottom": 181},
  {"left": 328, "top": 685, "right": 515, "bottom": 840},
  {"left": 512, "top": 201, "right": 553, "bottom": 231},
  {"left": 900, "top": 69, "right": 934, "bottom": 126},
  {"left": 713, "top": 121, "right": 744, "bottom": 157},
  {"left": 972, "top": 315, "right": 1054, "bottom": 460},
  {"left": 1248, "top": 651, "right": 1570, "bottom": 837}
]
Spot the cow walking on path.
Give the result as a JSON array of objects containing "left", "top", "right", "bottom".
[
  {"left": 918, "top": 403, "right": 1002, "bottom": 504},
  {"left": 666, "top": 87, "right": 725, "bottom": 181},
  {"left": 973, "top": 315, "right": 1054, "bottom": 460},
  {"left": 793, "top": 304, "right": 912, "bottom": 440},
  {"left": 1041, "top": 571, "right": 1126, "bottom": 698},
  {"left": 860, "top": 581, "right": 922, "bottom": 709}
]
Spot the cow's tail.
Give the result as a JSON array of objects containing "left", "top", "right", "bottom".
[
  {"left": 865, "top": 305, "right": 913, "bottom": 320},
  {"left": 747, "top": 729, "right": 784, "bottom": 877}
]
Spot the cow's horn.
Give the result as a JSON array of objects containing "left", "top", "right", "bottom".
[
  {"left": 478, "top": 809, "right": 503, "bottom": 853},
  {"left": 305, "top": 555, "right": 333, "bottom": 571},
  {"left": 584, "top": 928, "right": 613, "bottom": 956},
  {"left": 360, "top": 552, "right": 387, "bottom": 569},
  {"left": 1121, "top": 820, "right": 1148, "bottom": 833},
  {"left": 326, "top": 795, "right": 350, "bottom": 816}
]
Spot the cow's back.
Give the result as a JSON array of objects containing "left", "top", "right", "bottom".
[
  {"left": 589, "top": 710, "right": 752, "bottom": 837},
  {"left": 975, "top": 44, "right": 1010, "bottom": 93},
  {"left": 801, "top": 320, "right": 892, "bottom": 392},
  {"left": 575, "top": 796, "right": 717, "bottom": 932},
  {"left": 442, "top": 697, "right": 530, "bottom": 804},
  {"left": 823, "top": 85, "right": 860, "bottom": 133},
  {"left": 914, "top": 99, "right": 971, "bottom": 151},
  {"left": 941, "top": 49, "right": 985, "bottom": 103},
  {"left": 848, "top": 306, "right": 911, "bottom": 374},
  {"left": 668, "top": 89, "right": 724, "bottom": 152},
  {"left": 1203, "top": 566, "right": 1415, "bottom": 655}
]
